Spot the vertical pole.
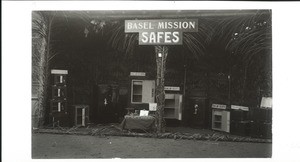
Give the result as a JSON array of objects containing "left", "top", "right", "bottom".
[
  {"left": 183, "top": 66, "right": 187, "bottom": 96},
  {"left": 228, "top": 74, "right": 231, "bottom": 107},
  {"left": 82, "top": 108, "right": 85, "bottom": 126},
  {"left": 182, "top": 64, "right": 187, "bottom": 124},
  {"left": 52, "top": 117, "right": 54, "bottom": 128},
  {"left": 228, "top": 52, "right": 232, "bottom": 108},
  {"left": 155, "top": 45, "right": 168, "bottom": 133}
]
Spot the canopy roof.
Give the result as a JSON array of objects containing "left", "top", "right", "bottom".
[{"left": 42, "top": 10, "right": 271, "bottom": 20}]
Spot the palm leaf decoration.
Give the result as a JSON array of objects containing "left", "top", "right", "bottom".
[
  {"left": 209, "top": 10, "right": 272, "bottom": 104},
  {"left": 183, "top": 17, "right": 216, "bottom": 60},
  {"left": 106, "top": 21, "right": 139, "bottom": 56},
  {"left": 32, "top": 11, "right": 88, "bottom": 127},
  {"left": 32, "top": 11, "right": 54, "bottom": 127},
  {"left": 212, "top": 10, "right": 271, "bottom": 66}
]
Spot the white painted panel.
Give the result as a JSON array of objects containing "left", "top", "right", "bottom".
[
  {"left": 165, "top": 93, "right": 175, "bottom": 99},
  {"left": 57, "top": 89, "right": 60, "bottom": 97},
  {"left": 82, "top": 108, "right": 85, "bottom": 126},
  {"left": 142, "top": 80, "right": 155, "bottom": 103},
  {"left": 58, "top": 102, "right": 61, "bottom": 112}
]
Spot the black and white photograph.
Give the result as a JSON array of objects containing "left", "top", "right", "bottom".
[
  {"left": 2, "top": 1, "right": 300, "bottom": 162},
  {"left": 31, "top": 9, "right": 272, "bottom": 158}
]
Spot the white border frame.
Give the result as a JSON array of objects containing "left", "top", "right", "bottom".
[{"left": 3, "top": 1, "right": 300, "bottom": 162}]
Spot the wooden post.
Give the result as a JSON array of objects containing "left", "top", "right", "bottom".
[{"left": 155, "top": 45, "right": 168, "bottom": 133}]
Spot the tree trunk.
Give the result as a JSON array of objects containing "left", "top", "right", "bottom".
[{"left": 155, "top": 45, "right": 168, "bottom": 133}]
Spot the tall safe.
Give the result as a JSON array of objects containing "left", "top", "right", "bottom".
[
  {"left": 49, "top": 69, "right": 68, "bottom": 127},
  {"left": 164, "top": 93, "right": 182, "bottom": 120}
]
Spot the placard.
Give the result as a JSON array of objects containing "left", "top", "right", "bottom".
[
  {"left": 260, "top": 97, "right": 272, "bottom": 108},
  {"left": 231, "top": 105, "right": 249, "bottom": 111},
  {"left": 149, "top": 103, "right": 157, "bottom": 111},
  {"left": 130, "top": 72, "right": 146, "bottom": 76},
  {"left": 51, "top": 69, "right": 68, "bottom": 74},
  {"left": 164, "top": 86, "right": 180, "bottom": 91},
  {"left": 125, "top": 19, "right": 198, "bottom": 33},
  {"left": 138, "top": 31, "right": 183, "bottom": 45},
  {"left": 212, "top": 104, "right": 227, "bottom": 109},
  {"left": 125, "top": 19, "right": 198, "bottom": 45},
  {"left": 139, "top": 110, "right": 149, "bottom": 116}
]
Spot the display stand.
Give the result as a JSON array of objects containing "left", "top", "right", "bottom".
[{"left": 50, "top": 69, "right": 68, "bottom": 127}]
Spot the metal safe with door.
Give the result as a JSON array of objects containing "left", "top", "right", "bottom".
[
  {"left": 212, "top": 109, "right": 230, "bottom": 132},
  {"left": 74, "top": 105, "right": 89, "bottom": 127},
  {"left": 131, "top": 80, "right": 155, "bottom": 103},
  {"left": 164, "top": 93, "right": 182, "bottom": 120}
]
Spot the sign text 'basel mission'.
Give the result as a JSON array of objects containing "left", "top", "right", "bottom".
[{"left": 125, "top": 19, "right": 198, "bottom": 45}]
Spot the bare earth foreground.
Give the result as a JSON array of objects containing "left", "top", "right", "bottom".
[{"left": 32, "top": 133, "right": 272, "bottom": 158}]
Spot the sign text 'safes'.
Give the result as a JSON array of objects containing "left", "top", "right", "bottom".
[
  {"left": 139, "top": 31, "right": 182, "bottom": 45},
  {"left": 125, "top": 19, "right": 198, "bottom": 45}
]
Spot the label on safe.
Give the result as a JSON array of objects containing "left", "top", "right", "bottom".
[
  {"left": 164, "top": 86, "right": 180, "bottom": 91},
  {"left": 212, "top": 104, "right": 227, "bottom": 109},
  {"left": 51, "top": 69, "right": 68, "bottom": 74},
  {"left": 231, "top": 105, "right": 249, "bottom": 111},
  {"left": 130, "top": 72, "right": 146, "bottom": 76}
]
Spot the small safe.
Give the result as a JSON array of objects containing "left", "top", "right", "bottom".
[
  {"left": 73, "top": 105, "right": 89, "bottom": 127},
  {"left": 212, "top": 109, "right": 230, "bottom": 133}
]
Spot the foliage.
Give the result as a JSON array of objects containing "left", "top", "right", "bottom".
[
  {"left": 32, "top": 11, "right": 52, "bottom": 127},
  {"left": 209, "top": 10, "right": 272, "bottom": 105}
]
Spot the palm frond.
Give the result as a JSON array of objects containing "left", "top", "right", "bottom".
[
  {"left": 181, "top": 17, "right": 216, "bottom": 60},
  {"left": 106, "top": 21, "right": 138, "bottom": 55},
  {"left": 209, "top": 11, "right": 271, "bottom": 67}
]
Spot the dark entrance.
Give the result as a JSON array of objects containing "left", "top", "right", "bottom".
[
  {"left": 187, "top": 97, "right": 209, "bottom": 128},
  {"left": 92, "top": 84, "right": 128, "bottom": 124}
]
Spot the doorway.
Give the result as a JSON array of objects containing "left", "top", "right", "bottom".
[
  {"left": 188, "top": 97, "right": 209, "bottom": 128},
  {"left": 92, "top": 84, "right": 128, "bottom": 124}
]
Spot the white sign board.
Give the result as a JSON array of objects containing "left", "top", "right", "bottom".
[
  {"left": 130, "top": 72, "right": 146, "bottom": 77},
  {"left": 164, "top": 86, "right": 180, "bottom": 91},
  {"left": 149, "top": 103, "right": 157, "bottom": 111},
  {"left": 212, "top": 104, "right": 227, "bottom": 109},
  {"left": 260, "top": 97, "right": 272, "bottom": 108},
  {"left": 125, "top": 19, "right": 198, "bottom": 45},
  {"left": 139, "top": 110, "right": 149, "bottom": 116},
  {"left": 231, "top": 105, "right": 249, "bottom": 111},
  {"left": 51, "top": 69, "right": 68, "bottom": 74}
]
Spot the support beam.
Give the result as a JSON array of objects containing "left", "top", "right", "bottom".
[{"left": 155, "top": 45, "right": 168, "bottom": 133}]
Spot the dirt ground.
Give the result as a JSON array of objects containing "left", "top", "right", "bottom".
[{"left": 32, "top": 133, "right": 272, "bottom": 158}]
